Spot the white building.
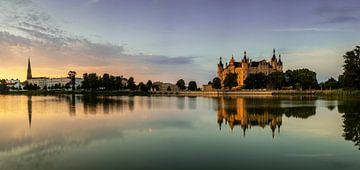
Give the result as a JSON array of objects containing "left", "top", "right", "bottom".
[
  {"left": 27, "top": 77, "right": 82, "bottom": 89},
  {"left": 5, "top": 79, "right": 21, "bottom": 89}
]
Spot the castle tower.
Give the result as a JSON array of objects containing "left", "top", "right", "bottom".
[
  {"left": 217, "top": 57, "right": 224, "bottom": 81},
  {"left": 271, "top": 49, "right": 277, "bottom": 69},
  {"left": 27, "top": 57, "right": 32, "bottom": 80}
]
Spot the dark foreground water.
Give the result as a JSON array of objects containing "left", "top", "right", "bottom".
[{"left": 0, "top": 95, "right": 359, "bottom": 170}]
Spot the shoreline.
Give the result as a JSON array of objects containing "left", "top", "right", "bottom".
[{"left": 1, "top": 89, "right": 359, "bottom": 97}]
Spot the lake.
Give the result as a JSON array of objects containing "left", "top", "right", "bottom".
[{"left": 0, "top": 95, "right": 359, "bottom": 170}]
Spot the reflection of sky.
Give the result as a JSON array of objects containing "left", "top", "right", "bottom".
[{"left": 0, "top": 95, "right": 359, "bottom": 170}]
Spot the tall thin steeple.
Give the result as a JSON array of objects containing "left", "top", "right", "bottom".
[{"left": 27, "top": 57, "right": 32, "bottom": 80}]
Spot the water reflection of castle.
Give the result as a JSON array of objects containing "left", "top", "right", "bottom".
[{"left": 217, "top": 97, "right": 282, "bottom": 138}]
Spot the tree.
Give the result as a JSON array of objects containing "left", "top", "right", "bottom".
[
  {"left": 138, "top": 82, "right": 147, "bottom": 92},
  {"left": 244, "top": 73, "right": 268, "bottom": 89},
  {"left": 127, "top": 77, "right": 137, "bottom": 90},
  {"left": 68, "top": 71, "right": 76, "bottom": 91},
  {"left": 224, "top": 73, "right": 238, "bottom": 90},
  {"left": 292, "top": 69, "right": 318, "bottom": 90},
  {"left": 188, "top": 81, "right": 197, "bottom": 91},
  {"left": 176, "top": 79, "right": 186, "bottom": 90},
  {"left": 268, "top": 72, "right": 285, "bottom": 90},
  {"left": 323, "top": 77, "right": 339, "bottom": 90},
  {"left": 82, "top": 73, "right": 89, "bottom": 91},
  {"left": 88, "top": 73, "right": 99, "bottom": 91},
  {"left": 212, "top": 77, "right": 222, "bottom": 90},
  {"left": 114, "top": 76, "right": 123, "bottom": 90},
  {"left": 146, "top": 80, "right": 153, "bottom": 91},
  {"left": 0, "top": 80, "right": 9, "bottom": 93},
  {"left": 342, "top": 46, "right": 360, "bottom": 89}
]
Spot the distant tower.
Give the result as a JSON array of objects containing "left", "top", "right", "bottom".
[
  {"left": 217, "top": 56, "right": 224, "bottom": 81},
  {"left": 271, "top": 49, "right": 277, "bottom": 69},
  {"left": 27, "top": 57, "right": 32, "bottom": 80}
]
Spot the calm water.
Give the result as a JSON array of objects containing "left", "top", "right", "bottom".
[{"left": 0, "top": 95, "right": 359, "bottom": 170}]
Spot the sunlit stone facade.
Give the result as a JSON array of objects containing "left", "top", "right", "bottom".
[{"left": 217, "top": 49, "right": 283, "bottom": 89}]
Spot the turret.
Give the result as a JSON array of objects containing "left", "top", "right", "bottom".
[
  {"left": 218, "top": 56, "right": 224, "bottom": 81},
  {"left": 242, "top": 50, "right": 248, "bottom": 62},
  {"left": 271, "top": 49, "right": 277, "bottom": 69},
  {"left": 229, "top": 54, "right": 235, "bottom": 66},
  {"left": 271, "top": 48, "right": 277, "bottom": 62}
]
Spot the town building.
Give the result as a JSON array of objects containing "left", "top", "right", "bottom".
[
  {"left": 5, "top": 79, "right": 22, "bottom": 89},
  {"left": 152, "top": 81, "right": 179, "bottom": 91},
  {"left": 218, "top": 49, "right": 283, "bottom": 89},
  {"left": 26, "top": 58, "right": 82, "bottom": 89}
]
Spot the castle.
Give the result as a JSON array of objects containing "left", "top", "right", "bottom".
[{"left": 217, "top": 49, "right": 283, "bottom": 88}]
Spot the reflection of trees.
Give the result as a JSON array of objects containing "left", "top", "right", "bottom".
[
  {"left": 216, "top": 97, "right": 316, "bottom": 137},
  {"left": 60, "top": 95, "right": 136, "bottom": 115},
  {"left": 338, "top": 100, "right": 360, "bottom": 150}
]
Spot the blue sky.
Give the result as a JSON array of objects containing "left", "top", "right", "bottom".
[{"left": 0, "top": 0, "right": 360, "bottom": 83}]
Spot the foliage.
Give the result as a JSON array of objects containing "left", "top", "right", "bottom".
[
  {"left": 321, "top": 77, "right": 339, "bottom": 90},
  {"left": 176, "top": 79, "right": 186, "bottom": 90},
  {"left": 0, "top": 80, "right": 9, "bottom": 93},
  {"left": 68, "top": 71, "right": 76, "bottom": 91},
  {"left": 244, "top": 73, "right": 268, "bottom": 89},
  {"left": 23, "top": 82, "right": 40, "bottom": 90},
  {"left": 341, "top": 46, "right": 360, "bottom": 89},
  {"left": 127, "top": 77, "right": 137, "bottom": 90},
  {"left": 268, "top": 72, "right": 285, "bottom": 90},
  {"left": 188, "top": 81, "right": 197, "bottom": 91},
  {"left": 223, "top": 73, "right": 238, "bottom": 90},
  {"left": 146, "top": 80, "right": 153, "bottom": 91},
  {"left": 212, "top": 77, "right": 222, "bottom": 90},
  {"left": 138, "top": 82, "right": 148, "bottom": 92}
]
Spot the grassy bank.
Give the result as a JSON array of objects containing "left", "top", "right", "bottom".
[{"left": 314, "top": 89, "right": 360, "bottom": 97}]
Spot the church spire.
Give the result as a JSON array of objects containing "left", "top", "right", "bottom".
[{"left": 27, "top": 57, "right": 32, "bottom": 80}]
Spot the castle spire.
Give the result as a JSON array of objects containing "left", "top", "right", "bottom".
[
  {"left": 27, "top": 57, "right": 32, "bottom": 80},
  {"left": 271, "top": 48, "right": 277, "bottom": 61}
]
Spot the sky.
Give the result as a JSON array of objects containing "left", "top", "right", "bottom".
[{"left": 0, "top": 0, "right": 360, "bottom": 84}]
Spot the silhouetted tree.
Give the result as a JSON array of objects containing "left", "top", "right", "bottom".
[
  {"left": 127, "top": 77, "right": 137, "bottom": 90},
  {"left": 268, "top": 72, "right": 285, "bottom": 90},
  {"left": 188, "top": 81, "right": 197, "bottom": 91},
  {"left": 138, "top": 82, "right": 148, "bottom": 92},
  {"left": 342, "top": 46, "right": 360, "bottom": 89},
  {"left": 88, "top": 73, "right": 99, "bottom": 91},
  {"left": 176, "top": 79, "right": 186, "bottom": 90},
  {"left": 146, "top": 80, "right": 153, "bottom": 91},
  {"left": 323, "top": 77, "right": 339, "bottom": 90},
  {"left": 82, "top": 73, "right": 89, "bottom": 91},
  {"left": 244, "top": 73, "right": 268, "bottom": 89},
  {"left": 0, "top": 80, "right": 9, "bottom": 93},
  {"left": 223, "top": 73, "right": 238, "bottom": 90},
  {"left": 212, "top": 77, "right": 222, "bottom": 90},
  {"left": 68, "top": 71, "right": 76, "bottom": 91}
]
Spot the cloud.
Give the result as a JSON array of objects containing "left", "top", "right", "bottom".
[
  {"left": 271, "top": 28, "right": 340, "bottom": 32},
  {"left": 0, "top": 0, "right": 208, "bottom": 83},
  {"left": 314, "top": 4, "right": 360, "bottom": 24},
  {"left": 327, "top": 16, "right": 359, "bottom": 23},
  {"left": 144, "top": 55, "right": 195, "bottom": 65}
]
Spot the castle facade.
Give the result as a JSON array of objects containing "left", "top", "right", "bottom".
[{"left": 217, "top": 49, "right": 283, "bottom": 88}]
